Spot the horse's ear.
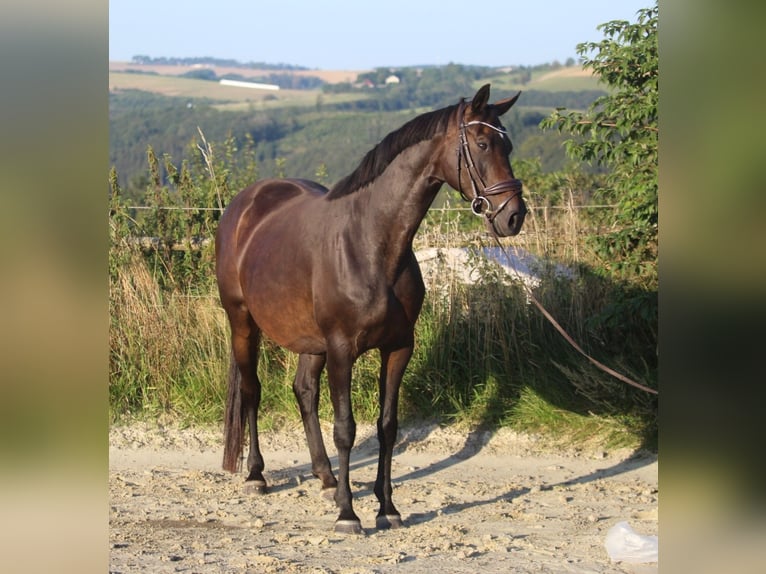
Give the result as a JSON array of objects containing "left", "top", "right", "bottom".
[
  {"left": 471, "top": 84, "right": 492, "bottom": 113},
  {"left": 493, "top": 91, "right": 521, "bottom": 116}
]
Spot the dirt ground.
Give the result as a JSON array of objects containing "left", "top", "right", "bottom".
[{"left": 109, "top": 422, "right": 658, "bottom": 573}]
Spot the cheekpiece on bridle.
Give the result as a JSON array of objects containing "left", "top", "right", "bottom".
[{"left": 456, "top": 99, "right": 523, "bottom": 226}]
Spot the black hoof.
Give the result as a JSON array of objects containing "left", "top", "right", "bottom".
[
  {"left": 376, "top": 514, "right": 404, "bottom": 530},
  {"left": 243, "top": 479, "right": 268, "bottom": 495},
  {"left": 334, "top": 519, "right": 364, "bottom": 535}
]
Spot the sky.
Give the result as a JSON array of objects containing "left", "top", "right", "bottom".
[{"left": 109, "top": 0, "right": 652, "bottom": 70}]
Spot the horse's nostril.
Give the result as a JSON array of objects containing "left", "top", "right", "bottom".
[{"left": 508, "top": 209, "right": 526, "bottom": 235}]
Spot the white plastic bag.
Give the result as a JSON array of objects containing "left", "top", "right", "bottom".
[{"left": 605, "top": 521, "right": 658, "bottom": 563}]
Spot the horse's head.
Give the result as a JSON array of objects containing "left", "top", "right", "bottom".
[{"left": 446, "top": 84, "right": 527, "bottom": 237}]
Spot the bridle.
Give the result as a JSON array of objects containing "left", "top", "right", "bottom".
[{"left": 455, "top": 100, "right": 523, "bottom": 229}]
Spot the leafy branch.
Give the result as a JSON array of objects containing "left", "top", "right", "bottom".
[{"left": 541, "top": 3, "right": 658, "bottom": 289}]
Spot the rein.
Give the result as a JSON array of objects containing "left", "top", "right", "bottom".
[
  {"left": 455, "top": 101, "right": 657, "bottom": 396},
  {"left": 489, "top": 233, "right": 658, "bottom": 396}
]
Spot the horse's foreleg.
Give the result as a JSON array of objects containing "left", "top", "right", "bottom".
[
  {"left": 374, "top": 346, "right": 412, "bottom": 529},
  {"left": 293, "top": 353, "right": 337, "bottom": 493},
  {"left": 326, "top": 346, "right": 362, "bottom": 534}
]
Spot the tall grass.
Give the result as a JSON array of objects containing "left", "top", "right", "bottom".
[
  {"left": 109, "top": 243, "right": 656, "bottom": 449},
  {"left": 109, "top": 258, "right": 229, "bottom": 424}
]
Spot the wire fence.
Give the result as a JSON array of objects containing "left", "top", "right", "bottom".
[
  {"left": 113, "top": 198, "right": 623, "bottom": 300},
  {"left": 123, "top": 204, "right": 619, "bottom": 212}
]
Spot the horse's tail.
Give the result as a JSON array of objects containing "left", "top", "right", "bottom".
[{"left": 222, "top": 350, "right": 244, "bottom": 473}]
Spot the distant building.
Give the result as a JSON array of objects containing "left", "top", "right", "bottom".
[
  {"left": 219, "top": 79, "right": 279, "bottom": 91},
  {"left": 384, "top": 74, "right": 400, "bottom": 85}
]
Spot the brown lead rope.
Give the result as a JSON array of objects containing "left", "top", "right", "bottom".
[{"left": 491, "top": 235, "right": 658, "bottom": 396}]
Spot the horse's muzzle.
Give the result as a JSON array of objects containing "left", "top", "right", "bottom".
[
  {"left": 483, "top": 179, "right": 527, "bottom": 237},
  {"left": 491, "top": 199, "right": 526, "bottom": 237}
]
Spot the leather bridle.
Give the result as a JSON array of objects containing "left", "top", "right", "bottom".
[{"left": 455, "top": 100, "right": 523, "bottom": 229}]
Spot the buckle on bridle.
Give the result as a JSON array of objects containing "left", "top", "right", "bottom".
[{"left": 471, "top": 196, "right": 492, "bottom": 216}]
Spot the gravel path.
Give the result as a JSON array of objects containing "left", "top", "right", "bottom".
[{"left": 109, "top": 422, "right": 657, "bottom": 573}]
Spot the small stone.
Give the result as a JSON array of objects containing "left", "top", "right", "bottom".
[{"left": 307, "top": 535, "right": 328, "bottom": 546}]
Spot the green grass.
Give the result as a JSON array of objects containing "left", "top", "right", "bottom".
[{"left": 507, "top": 386, "right": 647, "bottom": 451}]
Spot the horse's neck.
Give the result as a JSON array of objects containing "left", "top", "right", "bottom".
[{"left": 347, "top": 140, "right": 444, "bottom": 277}]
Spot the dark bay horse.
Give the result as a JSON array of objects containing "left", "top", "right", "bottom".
[{"left": 215, "top": 84, "right": 526, "bottom": 534}]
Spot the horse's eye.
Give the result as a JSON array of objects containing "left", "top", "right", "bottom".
[{"left": 477, "top": 141, "right": 488, "bottom": 151}]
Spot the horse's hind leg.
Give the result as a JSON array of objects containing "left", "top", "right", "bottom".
[
  {"left": 293, "top": 353, "right": 337, "bottom": 494},
  {"left": 227, "top": 308, "right": 268, "bottom": 493}
]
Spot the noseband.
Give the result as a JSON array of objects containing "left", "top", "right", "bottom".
[{"left": 456, "top": 100, "right": 523, "bottom": 226}]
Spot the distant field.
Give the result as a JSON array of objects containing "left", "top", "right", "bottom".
[
  {"left": 109, "top": 63, "right": 602, "bottom": 112},
  {"left": 530, "top": 67, "right": 602, "bottom": 91},
  {"left": 109, "top": 71, "right": 303, "bottom": 101},
  {"left": 109, "top": 71, "right": 372, "bottom": 109},
  {"left": 109, "top": 62, "right": 365, "bottom": 84},
  {"left": 480, "top": 66, "right": 602, "bottom": 92},
  {"left": 212, "top": 91, "right": 373, "bottom": 112}
]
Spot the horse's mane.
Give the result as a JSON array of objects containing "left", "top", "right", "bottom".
[{"left": 327, "top": 103, "right": 460, "bottom": 199}]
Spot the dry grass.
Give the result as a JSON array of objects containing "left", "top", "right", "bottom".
[{"left": 109, "top": 257, "right": 230, "bottom": 423}]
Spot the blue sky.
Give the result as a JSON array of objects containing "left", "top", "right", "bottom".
[{"left": 109, "top": 0, "right": 652, "bottom": 69}]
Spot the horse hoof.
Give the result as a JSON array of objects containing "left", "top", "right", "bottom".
[
  {"left": 320, "top": 487, "right": 336, "bottom": 501},
  {"left": 334, "top": 519, "right": 364, "bottom": 535},
  {"left": 376, "top": 514, "right": 404, "bottom": 530},
  {"left": 243, "top": 480, "right": 268, "bottom": 495}
]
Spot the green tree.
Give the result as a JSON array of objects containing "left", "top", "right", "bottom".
[{"left": 542, "top": 3, "right": 658, "bottom": 288}]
